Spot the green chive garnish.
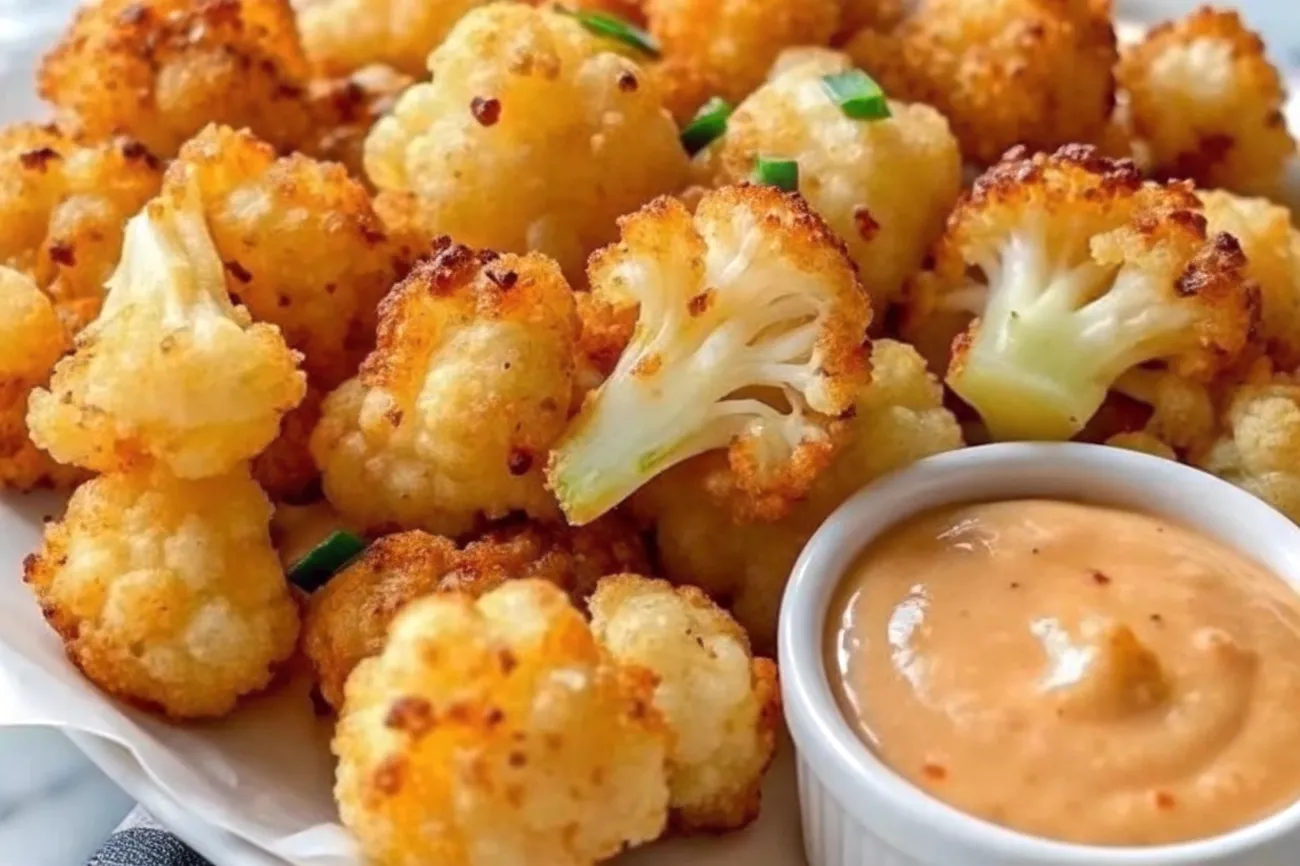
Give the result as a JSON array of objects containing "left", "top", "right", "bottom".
[
  {"left": 752, "top": 156, "right": 799, "bottom": 192},
  {"left": 288, "top": 530, "right": 366, "bottom": 592},
  {"left": 680, "top": 97, "right": 733, "bottom": 156},
  {"left": 821, "top": 69, "right": 890, "bottom": 120},
  {"left": 558, "top": 7, "right": 660, "bottom": 58}
]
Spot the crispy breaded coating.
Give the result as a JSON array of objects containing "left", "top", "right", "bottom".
[
  {"left": 639, "top": 340, "right": 963, "bottom": 649},
  {"left": 304, "top": 515, "right": 650, "bottom": 710},
  {"left": 645, "top": 0, "right": 840, "bottom": 122},
  {"left": 698, "top": 50, "right": 961, "bottom": 310},
  {"left": 589, "top": 575, "right": 780, "bottom": 832},
  {"left": 549, "top": 185, "right": 871, "bottom": 526},
  {"left": 846, "top": 0, "right": 1117, "bottom": 165},
  {"left": 835, "top": 0, "right": 904, "bottom": 43},
  {"left": 333, "top": 579, "right": 670, "bottom": 866},
  {"left": 177, "top": 125, "right": 396, "bottom": 388},
  {"left": 252, "top": 385, "right": 324, "bottom": 502},
  {"left": 297, "top": 0, "right": 489, "bottom": 76},
  {"left": 304, "top": 66, "right": 414, "bottom": 181},
  {"left": 27, "top": 171, "right": 306, "bottom": 479},
  {"left": 23, "top": 467, "right": 300, "bottom": 719},
  {"left": 0, "top": 123, "right": 162, "bottom": 333},
  {"left": 0, "top": 268, "right": 83, "bottom": 491},
  {"left": 1198, "top": 189, "right": 1300, "bottom": 368},
  {"left": 39, "top": 0, "right": 314, "bottom": 157},
  {"left": 312, "top": 241, "right": 578, "bottom": 535},
  {"left": 364, "top": 3, "right": 689, "bottom": 281},
  {"left": 1118, "top": 7, "right": 1295, "bottom": 196},
  {"left": 1200, "top": 369, "right": 1300, "bottom": 523}
]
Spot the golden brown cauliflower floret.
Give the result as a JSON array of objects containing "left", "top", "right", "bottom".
[
  {"left": 1199, "top": 370, "right": 1300, "bottom": 523},
  {"left": 303, "top": 66, "right": 415, "bottom": 181},
  {"left": 23, "top": 467, "right": 300, "bottom": 719},
  {"left": 1198, "top": 189, "right": 1300, "bottom": 368},
  {"left": 645, "top": 0, "right": 840, "bottom": 122},
  {"left": 846, "top": 0, "right": 1117, "bottom": 165},
  {"left": 177, "top": 125, "right": 397, "bottom": 388},
  {"left": 251, "top": 385, "right": 324, "bottom": 502},
  {"left": 589, "top": 575, "right": 780, "bottom": 832},
  {"left": 27, "top": 171, "right": 306, "bottom": 479},
  {"left": 1101, "top": 368, "right": 1218, "bottom": 460},
  {"left": 312, "top": 241, "right": 578, "bottom": 535},
  {"left": 333, "top": 579, "right": 670, "bottom": 866},
  {"left": 364, "top": 3, "right": 689, "bottom": 281},
  {"left": 39, "top": 0, "right": 314, "bottom": 157},
  {"left": 1118, "top": 7, "right": 1295, "bottom": 196},
  {"left": 906, "top": 145, "right": 1257, "bottom": 441},
  {"left": 697, "top": 50, "right": 961, "bottom": 310},
  {"left": 549, "top": 185, "right": 872, "bottom": 526},
  {"left": 296, "top": 0, "right": 488, "bottom": 76},
  {"left": 304, "top": 514, "right": 650, "bottom": 710},
  {"left": 638, "top": 339, "right": 963, "bottom": 649},
  {"left": 0, "top": 123, "right": 162, "bottom": 333},
  {"left": 0, "top": 268, "right": 83, "bottom": 491},
  {"left": 835, "top": 0, "right": 904, "bottom": 43}
]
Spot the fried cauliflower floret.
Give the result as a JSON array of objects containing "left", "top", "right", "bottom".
[
  {"left": 1198, "top": 189, "right": 1300, "bottom": 368},
  {"left": 549, "top": 186, "right": 871, "bottom": 526},
  {"left": 364, "top": 4, "right": 688, "bottom": 281},
  {"left": 910, "top": 145, "right": 1256, "bottom": 441},
  {"left": 333, "top": 579, "right": 669, "bottom": 866},
  {"left": 589, "top": 575, "right": 780, "bottom": 832},
  {"left": 1102, "top": 368, "right": 1217, "bottom": 459},
  {"left": 697, "top": 51, "right": 961, "bottom": 309},
  {"left": 39, "top": 0, "right": 314, "bottom": 157},
  {"left": 312, "top": 242, "right": 578, "bottom": 535},
  {"left": 835, "top": 0, "right": 904, "bottom": 43},
  {"left": 304, "top": 515, "right": 650, "bottom": 710},
  {"left": 23, "top": 467, "right": 300, "bottom": 719},
  {"left": 638, "top": 339, "right": 962, "bottom": 648},
  {"left": 304, "top": 66, "right": 415, "bottom": 181},
  {"left": 0, "top": 123, "right": 162, "bottom": 333},
  {"left": 1200, "top": 371, "right": 1300, "bottom": 523},
  {"left": 27, "top": 171, "right": 306, "bottom": 479},
  {"left": 645, "top": 0, "right": 840, "bottom": 122},
  {"left": 177, "top": 125, "right": 397, "bottom": 388},
  {"left": 252, "top": 385, "right": 324, "bottom": 502},
  {"left": 0, "top": 268, "right": 83, "bottom": 491},
  {"left": 846, "top": 0, "right": 1117, "bottom": 165},
  {"left": 297, "top": 0, "right": 488, "bottom": 76},
  {"left": 1118, "top": 7, "right": 1295, "bottom": 196}
]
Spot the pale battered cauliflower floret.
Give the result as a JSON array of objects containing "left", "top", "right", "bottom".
[
  {"left": 0, "top": 123, "right": 162, "bottom": 333},
  {"left": 589, "top": 575, "right": 780, "bottom": 832},
  {"left": 835, "top": 0, "right": 904, "bottom": 43},
  {"left": 39, "top": 0, "right": 314, "bottom": 157},
  {"left": 1199, "top": 371, "right": 1300, "bottom": 523},
  {"left": 645, "top": 0, "right": 840, "bottom": 122},
  {"left": 333, "top": 579, "right": 670, "bottom": 866},
  {"left": 637, "top": 339, "right": 963, "bottom": 649},
  {"left": 909, "top": 145, "right": 1256, "bottom": 441},
  {"left": 297, "top": 0, "right": 488, "bottom": 76},
  {"left": 698, "top": 51, "right": 961, "bottom": 309},
  {"left": 364, "top": 4, "right": 689, "bottom": 281},
  {"left": 304, "top": 66, "right": 415, "bottom": 181},
  {"left": 1198, "top": 189, "right": 1300, "bottom": 368},
  {"left": 27, "top": 172, "right": 306, "bottom": 479},
  {"left": 0, "top": 268, "right": 83, "bottom": 491},
  {"left": 312, "top": 242, "right": 578, "bottom": 535},
  {"left": 23, "top": 467, "right": 300, "bottom": 719},
  {"left": 177, "top": 125, "right": 397, "bottom": 388},
  {"left": 548, "top": 185, "right": 871, "bottom": 526},
  {"left": 304, "top": 515, "right": 650, "bottom": 710},
  {"left": 1118, "top": 7, "right": 1296, "bottom": 196},
  {"left": 846, "top": 0, "right": 1117, "bottom": 165}
]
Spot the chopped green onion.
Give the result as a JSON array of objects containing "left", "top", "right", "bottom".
[
  {"left": 752, "top": 156, "right": 799, "bottom": 192},
  {"left": 288, "top": 530, "right": 366, "bottom": 592},
  {"left": 680, "top": 97, "right": 733, "bottom": 155},
  {"left": 820, "top": 69, "right": 890, "bottom": 120},
  {"left": 558, "top": 6, "right": 661, "bottom": 58}
]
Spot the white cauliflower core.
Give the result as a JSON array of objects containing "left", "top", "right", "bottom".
[{"left": 547, "top": 185, "right": 870, "bottom": 525}]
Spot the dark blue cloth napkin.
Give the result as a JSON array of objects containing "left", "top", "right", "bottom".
[{"left": 87, "top": 809, "right": 212, "bottom": 866}]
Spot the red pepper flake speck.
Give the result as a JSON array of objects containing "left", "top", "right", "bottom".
[
  {"left": 922, "top": 762, "right": 947, "bottom": 781},
  {"left": 471, "top": 96, "right": 501, "bottom": 126},
  {"left": 1091, "top": 570, "right": 1111, "bottom": 586},
  {"left": 1155, "top": 791, "right": 1176, "bottom": 810}
]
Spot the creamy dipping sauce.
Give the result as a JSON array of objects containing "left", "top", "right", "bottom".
[{"left": 826, "top": 499, "right": 1300, "bottom": 846}]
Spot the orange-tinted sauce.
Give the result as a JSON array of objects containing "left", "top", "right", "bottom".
[{"left": 827, "top": 499, "right": 1300, "bottom": 846}]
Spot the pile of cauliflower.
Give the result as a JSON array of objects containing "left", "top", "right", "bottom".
[{"left": 5, "top": 0, "right": 1300, "bottom": 863}]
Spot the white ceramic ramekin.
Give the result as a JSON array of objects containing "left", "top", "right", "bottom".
[{"left": 779, "top": 442, "right": 1300, "bottom": 866}]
